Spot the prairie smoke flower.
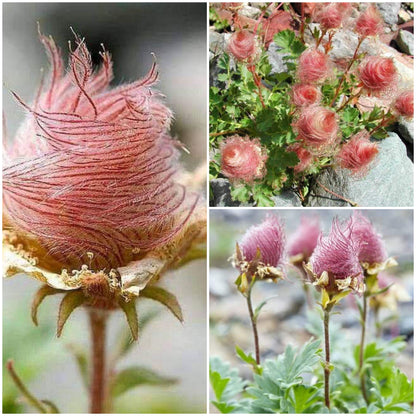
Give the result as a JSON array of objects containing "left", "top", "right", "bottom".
[
  {"left": 220, "top": 135, "right": 267, "bottom": 183},
  {"left": 358, "top": 56, "right": 398, "bottom": 97},
  {"left": 297, "top": 49, "right": 331, "bottom": 84},
  {"left": 350, "top": 212, "right": 397, "bottom": 274},
  {"left": 288, "top": 216, "right": 320, "bottom": 265},
  {"left": 291, "top": 84, "right": 321, "bottom": 107},
  {"left": 336, "top": 131, "right": 379, "bottom": 176},
  {"left": 227, "top": 30, "right": 259, "bottom": 63},
  {"left": 305, "top": 217, "right": 364, "bottom": 295},
  {"left": 232, "top": 215, "right": 286, "bottom": 287},
  {"left": 287, "top": 142, "right": 314, "bottom": 173},
  {"left": 3, "top": 31, "right": 206, "bottom": 325},
  {"left": 394, "top": 90, "right": 414, "bottom": 119},
  {"left": 355, "top": 4, "right": 384, "bottom": 38},
  {"left": 313, "top": 3, "right": 352, "bottom": 30},
  {"left": 294, "top": 106, "right": 339, "bottom": 155}
]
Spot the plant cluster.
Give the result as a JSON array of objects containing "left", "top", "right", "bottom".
[
  {"left": 209, "top": 3, "right": 414, "bottom": 206},
  {"left": 210, "top": 212, "right": 413, "bottom": 413}
]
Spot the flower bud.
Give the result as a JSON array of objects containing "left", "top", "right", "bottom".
[
  {"left": 291, "top": 84, "right": 321, "bottom": 107},
  {"left": 313, "top": 3, "right": 351, "bottom": 30},
  {"left": 336, "top": 131, "right": 379, "bottom": 176},
  {"left": 358, "top": 56, "right": 397, "bottom": 96},
  {"left": 220, "top": 135, "right": 268, "bottom": 183},
  {"left": 294, "top": 106, "right": 339, "bottom": 155},
  {"left": 394, "top": 90, "right": 414, "bottom": 119},
  {"left": 227, "top": 30, "right": 260, "bottom": 63},
  {"left": 355, "top": 5, "right": 384, "bottom": 38},
  {"left": 297, "top": 49, "right": 331, "bottom": 84}
]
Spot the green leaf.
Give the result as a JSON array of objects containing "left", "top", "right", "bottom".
[
  {"left": 118, "top": 298, "right": 139, "bottom": 341},
  {"left": 253, "top": 295, "right": 279, "bottom": 322},
  {"left": 230, "top": 185, "right": 250, "bottom": 203},
  {"left": 235, "top": 345, "right": 261, "bottom": 374},
  {"left": 31, "top": 285, "right": 61, "bottom": 326},
  {"left": 112, "top": 366, "right": 176, "bottom": 397},
  {"left": 288, "top": 385, "right": 322, "bottom": 413},
  {"left": 56, "top": 291, "right": 86, "bottom": 337},
  {"left": 273, "top": 29, "right": 306, "bottom": 57},
  {"left": 140, "top": 286, "right": 183, "bottom": 323}
]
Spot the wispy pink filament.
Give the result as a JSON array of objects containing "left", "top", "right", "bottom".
[
  {"left": 3, "top": 31, "right": 198, "bottom": 270},
  {"left": 239, "top": 215, "right": 285, "bottom": 268},
  {"left": 288, "top": 216, "right": 320, "bottom": 259}
]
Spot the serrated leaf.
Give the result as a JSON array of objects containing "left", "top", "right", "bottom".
[
  {"left": 57, "top": 291, "right": 85, "bottom": 337},
  {"left": 288, "top": 385, "right": 322, "bottom": 413},
  {"left": 112, "top": 366, "right": 176, "bottom": 397},
  {"left": 31, "top": 285, "right": 61, "bottom": 326},
  {"left": 118, "top": 299, "right": 139, "bottom": 341},
  {"left": 235, "top": 345, "right": 261, "bottom": 374},
  {"left": 140, "top": 286, "right": 183, "bottom": 323}
]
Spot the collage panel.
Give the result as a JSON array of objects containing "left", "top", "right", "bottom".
[
  {"left": 3, "top": 2, "right": 207, "bottom": 414},
  {"left": 209, "top": 208, "right": 414, "bottom": 413},
  {"left": 209, "top": 2, "right": 414, "bottom": 207}
]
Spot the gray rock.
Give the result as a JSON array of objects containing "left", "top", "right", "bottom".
[
  {"left": 376, "top": 3, "right": 401, "bottom": 26},
  {"left": 329, "top": 29, "right": 376, "bottom": 61},
  {"left": 210, "top": 178, "right": 243, "bottom": 207},
  {"left": 308, "top": 169, "right": 351, "bottom": 207},
  {"left": 348, "top": 133, "right": 413, "bottom": 207},
  {"left": 209, "top": 31, "right": 230, "bottom": 56},
  {"left": 239, "top": 5, "right": 261, "bottom": 19},
  {"left": 398, "top": 119, "right": 414, "bottom": 144},
  {"left": 267, "top": 43, "right": 291, "bottom": 74},
  {"left": 397, "top": 30, "right": 414, "bottom": 56},
  {"left": 271, "top": 190, "right": 302, "bottom": 207}
]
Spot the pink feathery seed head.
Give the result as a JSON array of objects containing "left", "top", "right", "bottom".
[
  {"left": 227, "top": 30, "right": 259, "bottom": 63},
  {"left": 313, "top": 3, "right": 351, "bottom": 30},
  {"left": 358, "top": 56, "right": 398, "bottom": 97},
  {"left": 291, "top": 84, "right": 321, "bottom": 107},
  {"left": 336, "top": 131, "right": 379, "bottom": 176},
  {"left": 239, "top": 215, "right": 286, "bottom": 269},
  {"left": 309, "top": 217, "right": 364, "bottom": 291},
  {"left": 297, "top": 48, "right": 332, "bottom": 84},
  {"left": 294, "top": 106, "right": 339, "bottom": 154},
  {"left": 350, "top": 212, "right": 387, "bottom": 265},
  {"left": 355, "top": 4, "right": 384, "bottom": 38},
  {"left": 220, "top": 135, "right": 268, "bottom": 183},
  {"left": 287, "top": 142, "right": 314, "bottom": 173},
  {"left": 288, "top": 216, "right": 321, "bottom": 260},
  {"left": 3, "top": 30, "right": 199, "bottom": 271},
  {"left": 394, "top": 90, "right": 414, "bottom": 119}
]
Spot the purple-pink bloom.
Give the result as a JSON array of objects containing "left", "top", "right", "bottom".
[
  {"left": 288, "top": 216, "right": 320, "bottom": 261},
  {"left": 350, "top": 212, "right": 387, "bottom": 265},
  {"left": 239, "top": 215, "right": 286, "bottom": 268},
  {"left": 3, "top": 31, "right": 199, "bottom": 272},
  {"left": 309, "top": 217, "right": 364, "bottom": 292}
]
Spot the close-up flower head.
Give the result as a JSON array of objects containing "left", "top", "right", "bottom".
[
  {"left": 297, "top": 48, "right": 332, "bottom": 84},
  {"left": 288, "top": 216, "right": 320, "bottom": 264},
  {"left": 227, "top": 29, "right": 259, "bottom": 63},
  {"left": 220, "top": 135, "right": 268, "bottom": 183},
  {"left": 394, "top": 90, "right": 414, "bottom": 119},
  {"left": 355, "top": 4, "right": 384, "bottom": 38}
]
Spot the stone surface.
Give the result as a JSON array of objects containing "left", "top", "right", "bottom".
[
  {"left": 210, "top": 178, "right": 241, "bottom": 207},
  {"left": 239, "top": 5, "right": 261, "bottom": 19},
  {"left": 398, "top": 8, "right": 412, "bottom": 24},
  {"left": 308, "top": 168, "right": 351, "bottom": 207},
  {"left": 267, "top": 43, "right": 292, "bottom": 74},
  {"left": 307, "top": 134, "right": 413, "bottom": 207},
  {"left": 398, "top": 118, "right": 414, "bottom": 145},
  {"left": 397, "top": 30, "right": 414, "bottom": 56},
  {"left": 348, "top": 133, "right": 413, "bottom": 207},
  {"left": 377, "top": 3, "right": 401, "bottom": 26},
  {"left": 272, "top": 190, "right": 302, "bottom": 207}
]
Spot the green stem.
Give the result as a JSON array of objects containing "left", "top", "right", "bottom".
[
  {"left": 359, "top": 294, "right": 369, "bottom": 404},
  {"left": 6, "top": 360, "right": 50, "bottom": 413},
  {"left": 246, "top": 288, "right": 260, "bottom": 365},
  {"left": 89, "top": 309, "right": 108, "bottom": 413},
  {"left": 323, "top": 308, "right": 331, "bottom": 409}
]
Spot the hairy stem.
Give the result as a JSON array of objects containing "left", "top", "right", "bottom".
[
  {"left": 316, "top": 180, "right": 358, "bottom": 207},
  {"left": 330, "top": 37, "right": 364, "bottom": 107},
  {"left": 323, "top": 308, "right": 331, "bottom": 409},
  {"left": 246, "top": 289, "right": 260, "bottom": 365},
  {"left": 6, "top": 360, "right": 50, "bottom": 413},
  {"left": 89, "top": 309, "right": 108, "bottom": 414},
  {"left": 359, "top": 294, "right": 369, "bottom": 404}
]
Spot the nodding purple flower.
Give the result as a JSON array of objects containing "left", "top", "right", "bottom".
[
  {"left": 307, "top": 217, "right": 364, "bottom": 294},
  {"left": 288, "top": 216, "right": 320, "bottom": 263},
  {"left": 232, "top": 215, "right": 286, "bottom": 285},
  {"left": 351, "top": 212, "right": 387, "bottom": 265},
  {"left": 239, "top": 215, "right": 285, "bottom": 268}
]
